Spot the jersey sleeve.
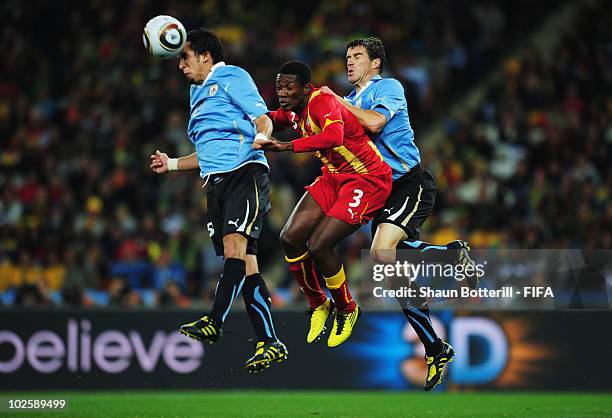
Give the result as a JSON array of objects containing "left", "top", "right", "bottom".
[
  {"left": 292, "top": 93, "right": 344, "bottom": 152},
  {"left": 370, "top": 79, "right": 406, "bottom": 121},
  {"left": 223, "top": 68, "right": 269, "bottom": 120}
]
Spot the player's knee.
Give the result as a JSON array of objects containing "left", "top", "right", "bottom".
[
  {"left": 370, "top": 247, "right": 395, "bottom": 264},
  {"left": 223, "top": 246, "right": 244, "bottom": 260},
  {"left": 371, "top": 225, "right": 403, "bottom": 264},
  {"left": 223, "top": 234, "right": 247, "bottom": 260},
  {"left": 279, "top": 225, "right": 302, "bottom": 251}
]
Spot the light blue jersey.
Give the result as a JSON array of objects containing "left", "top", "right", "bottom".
[
  {"left": 188, "top": 62, "right": 269, "bottom": 179},
  {"left": 345, "top": 75, "right": 420, "bottom": 180}
]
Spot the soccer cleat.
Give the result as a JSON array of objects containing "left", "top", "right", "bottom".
[
  {"left": 244, "top": 340, "right": 288, "bottom": 373},
  {"left": 327, "top": 305, "right": 361, "bottom": 347},
  {"left": 451, "top": 240, "right": 481, "bottom": 289},
  {"left": 424, "top": 341, "right": 455, "bottom": 391},
  {"left": 179, "top": 315, "right": 222, "bottom": 344},
  {"left": 306, "top": 299, "right": 334, "bottom": 343}
]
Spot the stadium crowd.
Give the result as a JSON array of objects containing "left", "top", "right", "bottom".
[{"left": 0, "top": 0, "right": 609, "bottom": 308}]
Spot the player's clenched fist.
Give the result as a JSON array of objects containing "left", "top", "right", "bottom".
[{"left": 150, "top": 150, "right": 169, "bottom": 173}]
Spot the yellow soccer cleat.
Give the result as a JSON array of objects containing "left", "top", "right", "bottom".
[
  {"left": 424, "top": 341, "right": 455, "bottom": 391},
  {"left": 306, "top": 299, "right": 334, "bottom": 343},
  {"left": 327, "top": 305, "right": 361, "bottom": 347}
]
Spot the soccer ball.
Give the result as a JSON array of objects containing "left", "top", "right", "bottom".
[{"left": 143, "top": 15, "right": 186, "bottom": 58}]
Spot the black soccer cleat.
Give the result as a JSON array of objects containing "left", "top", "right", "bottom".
[
  {"left": 179, "top": 315, "right": 222, "bottom": 344},
  {"left": 424, "top": 341, "right": 455, "bottom": 391},
  {"left": 245, "top": 340, "right": 288, "bottom": 373}
]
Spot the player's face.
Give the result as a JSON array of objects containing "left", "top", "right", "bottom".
[
  {"left": 178, "top": 43, "right": 209, "bottom": 84},
  {"left": 276, "top": 74, "right": 305, "bottom": 111},
  {"left": 346, "top": 45, "right": 378, "bottom": 85}
]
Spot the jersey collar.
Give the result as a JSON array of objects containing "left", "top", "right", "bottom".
[
  {"left": 202, "top": 61, "right": 226, "bottom": 85},
  {"left": 346, "top": 75, "right": 382, "bottom": 101}
]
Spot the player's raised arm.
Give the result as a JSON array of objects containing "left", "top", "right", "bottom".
[{"left": 149, "top": 150, "right": 199, "bottom": 174}]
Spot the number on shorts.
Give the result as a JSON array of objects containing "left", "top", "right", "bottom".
[
  {"left": 349, "top": 188, "right": 363, "bottom": 208},
  {"left": 207, "top": 222, "right": 215, "bottom": 237}
]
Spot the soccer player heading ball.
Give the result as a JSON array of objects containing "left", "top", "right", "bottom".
[
  {"left": 254, "top": 61, "right": 393, "bottom": 347},
  {"left": 150, "top": 28, "right": 287, "bottom": 373}
]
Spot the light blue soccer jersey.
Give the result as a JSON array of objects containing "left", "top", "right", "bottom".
[
  {"left": 345, "top": 75, "right": 420, "bottom": 180},
  {"left": 187, "top": 62, "right": 269, "bottom": 179}
]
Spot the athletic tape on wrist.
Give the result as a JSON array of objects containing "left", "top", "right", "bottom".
[{"left": 167, "top": 158, "right": 179, "bottom": 171}]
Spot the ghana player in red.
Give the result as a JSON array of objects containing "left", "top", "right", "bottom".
[{"left": 254, "top": 61, "right": 392, "bottom": 347}]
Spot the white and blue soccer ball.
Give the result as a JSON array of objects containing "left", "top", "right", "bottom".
[{"left": 143, "top": 15, "right": 186, "bottom": 58}]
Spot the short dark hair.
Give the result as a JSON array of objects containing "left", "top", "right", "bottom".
[
  {"left": 346, "top": 37, "right": 387, "bottom": 74},
  {"left": 276, "top": 61, "right": 312, "bottom": 86},
  {"left": 187, "top": 28, "right": 224, "bottom": 63}
]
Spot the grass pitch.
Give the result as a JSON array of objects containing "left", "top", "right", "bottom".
[{"left": 2, "top": 391, "right": 611, "bottom": 417}]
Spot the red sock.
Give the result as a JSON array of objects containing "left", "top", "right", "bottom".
[
  {"left": 287, "top": 254, "right": 327, "bottom": 308},
  {"left": 324, "top": 265, "right": 356, "bottom": 313},
  {"left": 329, "top": 281, "right": 356, "bottom": 313}
]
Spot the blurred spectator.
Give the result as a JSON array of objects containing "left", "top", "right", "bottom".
[
  {"left": 15, "top": 280, "right": 52, "bottom": 307},
  {"left": 152, "top": 248, "right": 186, "bottom": 291},
  {"left": 159, "top": 281, "right": 191, "bottom": 308},
  {"left": 61, "top": 284, "right": 86, "bottom": 307},
  {"left": 108, "top": 277, "right": 142, "bottom": 308}
]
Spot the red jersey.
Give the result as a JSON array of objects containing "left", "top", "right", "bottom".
[{"left": 270, "top": 88, "right": 390, "bottom": 176}]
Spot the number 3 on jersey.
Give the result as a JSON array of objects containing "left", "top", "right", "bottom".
[
  {"left": 349, "top": 189, "right": 363, "bottom": 208},
  {"left": 347, "top": 188, "right": 363, "bottom": 220}
]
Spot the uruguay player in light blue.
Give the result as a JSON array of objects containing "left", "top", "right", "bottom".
[
  {"left": 149, "top": 28, "right": 287, "bottom": 372},
  {"left": 322, "top": 37, "right": 478, "bottom": 391},
  {"left": 344, "top": 73, "right": 421, "bottom": 181}
]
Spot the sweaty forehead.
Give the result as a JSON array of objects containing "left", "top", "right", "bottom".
[{"left": 276, "top": 74, "right": 298, "bottom": 84}]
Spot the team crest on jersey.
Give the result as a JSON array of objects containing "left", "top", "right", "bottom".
[{"left": 209, "top": 84, "right": 218, "bottom": 96}]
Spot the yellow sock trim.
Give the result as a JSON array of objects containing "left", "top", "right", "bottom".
[
  {"left": 301, "top": 262, "right": 317, "bottom": 292},
  {"left": 324, "top": 265, "right": 346, "bottom": 290},
  {"left": 285, "top": 251, "right": 310, "bottom": 263}
]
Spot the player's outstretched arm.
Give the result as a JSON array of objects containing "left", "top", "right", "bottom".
[
  {"left": 252, "top": 112, "right": 293, "bottom": 152},
  {"left": 150, "top": 150, "right": 199, "bottom": 174},
  {"left": 253, "top": 136, "right": 293, "bottom": 152},
  {"left": 320, "top": 86, "right": 387, "bottom": 134}
]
